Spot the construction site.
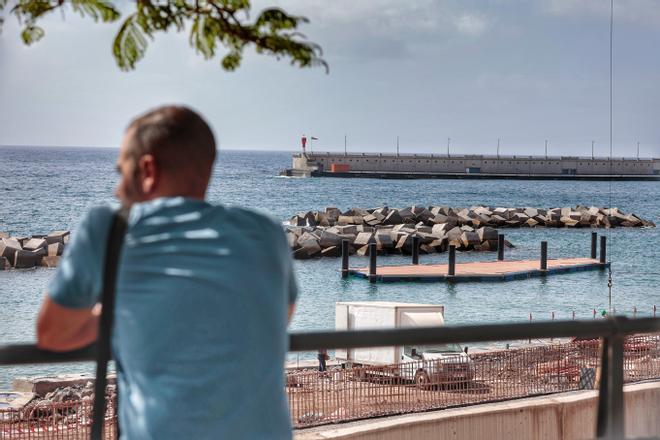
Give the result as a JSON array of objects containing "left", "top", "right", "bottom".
[{"left": 2, "top": 333, "right": 659, "bottom": 438}]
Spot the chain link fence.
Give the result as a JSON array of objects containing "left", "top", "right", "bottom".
[
  {"left": 1, "top": 334, "right": 659, "bottom": 437},
  {"left": 287, "top": 333, "right": 660, "bottom": 428},
  {"left": 0, "top": 397, "right": 116, "bottom": 439}
]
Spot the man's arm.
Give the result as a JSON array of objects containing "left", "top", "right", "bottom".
[
  {"left": 288, "top": 303, "right": 295, "bottom": 324},
  {"left": 37, "top": 295, "right": 100, "bottom": 352}
]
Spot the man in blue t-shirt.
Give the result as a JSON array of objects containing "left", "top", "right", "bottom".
[{"left": 37, "top": 106, "right": 298, "bottom": 439}]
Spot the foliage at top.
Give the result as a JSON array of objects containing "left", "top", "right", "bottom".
[{"left": 0, "top": 0, "right": 327, "bottom": 72}]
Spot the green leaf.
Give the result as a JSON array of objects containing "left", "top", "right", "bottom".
[
  {"left": 221, "top": 50, "right": 241, "bottom": 70},
  {"left": 20, "top": 24, "right": 44, "bottom": 45},
  {"left": 112, "top": 15, "right": 149, "bottom": 70},
  {"left": 71, "top": 0, "right": 120, "bottom": 22},
  {"left": 7, "top": 0, "right": 328, "bottom": 73}
]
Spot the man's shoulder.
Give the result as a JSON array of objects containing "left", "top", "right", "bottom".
[{"left": 78, "top": 204, "right": 117, "bottom": 234}]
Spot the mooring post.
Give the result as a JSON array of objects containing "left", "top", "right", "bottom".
[
  {"left": 368, "top": 242, "right": 377, "bottom": 284},
  {"left": 591, "top": 232, "right": 598, "bottom": 259},
  {"left": 412, "top": 236, "right": 420, "bottom": 265},
  {"left": 540, "top": 241, "right": 548, "bottom": 271},
  {"left": 497, "top": 234, "right": 505, "bottom": 261},
  {"left": 448, "top": 245, "right": 456, "bottom": 276},
  {"left": 341, "top": 239, "right": 349, "bottom": 279},
  {"left": 600, "top": 236, "right": 607, "bottom": 264}
]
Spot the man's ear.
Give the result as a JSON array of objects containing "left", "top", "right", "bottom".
[{"left": 138, "top": 154, "right": 158, "bottom": 195}]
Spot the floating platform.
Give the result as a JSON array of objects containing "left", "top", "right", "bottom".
[{"left": 349, "top": 258, "right": 610, "bottom": 283}]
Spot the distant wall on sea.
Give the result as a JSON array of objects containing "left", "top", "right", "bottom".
[{"left": 292, "top": 153, "right": 660, "bottom": 177}]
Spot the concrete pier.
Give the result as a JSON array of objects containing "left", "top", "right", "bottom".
[{"left": 282, "top": 152, "right": 660, "bottom": 180}]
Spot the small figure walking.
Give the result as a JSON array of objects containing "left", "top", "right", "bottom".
[{"left": 317, "top": 348, "right": 327, "bottom": 372}]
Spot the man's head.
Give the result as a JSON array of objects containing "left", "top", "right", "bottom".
[{"left": 116, "top": 105, "right": 216, "bottom": 207}]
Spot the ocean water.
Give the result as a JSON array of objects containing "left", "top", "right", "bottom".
[{"left": 1, "top": 146, "right": 659, "bottom": 387}]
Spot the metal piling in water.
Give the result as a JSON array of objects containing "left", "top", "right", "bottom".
[
  {"left": 368, "top": 242, "right": 377, "bottom": 283},
  {"left": 497, "top": 234, "right": 505, "bottom": 261},
  {"left": 341, "top": 240, "right": 349, "bottom": 279}
]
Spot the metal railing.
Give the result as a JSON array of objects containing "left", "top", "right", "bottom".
[
  {"left": 287, "top": 333, "right": 660, "bottom": 429},
  {"left": 1, "top": 316, "right": 659, "bottom": 439},
  {"left": 296, "top": 152, "right": 659, "bottom": 162}
]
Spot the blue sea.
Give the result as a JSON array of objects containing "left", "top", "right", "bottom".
[{"left": 1, "top": 146, "right": 659, "bottom": 387}]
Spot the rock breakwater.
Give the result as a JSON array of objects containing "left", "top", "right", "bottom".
[
  {"left": 286, "top": 205, "right": 654, "bottom": 259},
  {"left": 0, "top": 231, "right": 68, "bottom": 270}
]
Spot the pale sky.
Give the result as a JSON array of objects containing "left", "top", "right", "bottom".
[{"left": 1, "top": 0, "right": 659, "bottom": 157}]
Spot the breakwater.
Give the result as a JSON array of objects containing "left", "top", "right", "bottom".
[
  {"left": 0, "top": 232, "right": 68, "bottom": 270},
  {"left": 283, "top": 152, "right": 660, "bottom": 180},
  {"left": 286, "top": 205, "right": 653, "bottom": 259}
]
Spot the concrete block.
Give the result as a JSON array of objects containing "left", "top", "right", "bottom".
[
  {"left": 290, "top": 215, "right": 306, "bottom": 226},
  {"left": 293, "top": 248, "right": 313, "bottom": 259},
  {"left": 40, "top": 256, "right": 60, "bottom": 267},
  {"left": 0, "top": 256, "right": 9, "bottom": 270},
  {"left": 420, "top": 244, "right": 435, "bottom": 254},
  {"left": 325, "top": 207, "right": 341, "bottom": 220},
  {"left": 446, "top": 226, "right": 463, "bottom": 241},
  {"left": 429, "top": 238, "right": 447, "bottom": 252},
  {"left": 432, "top": 223, "right": 449, "bottom": 235},
  {"left": 395, "top": 234, "right": 412, "bottom": 253},
  {"left": 286, "top": 232, "right": 298, "bottom": 249},
  {"left": 13, "top": 374, "right": 115, "bottom": 397},
  {"left": 47, "top": 242, "right": 64, "bottom": 257},
  {"left": 460, "top": 231, "right": 481, "bottom": 248},
  {"left": 0, "top": 391, "right": 35, "bottom": 411},
  {"left": 397, "top": 208, "right": 415, "bottom": 220},
  {"left": 0, "top": 232, "right": 8, "bottom": 239},
  {"left": 304, "top": 211, "right": 317, "bottom": 227},
  {"left": 337, "top": 225, "right": 358, "bottom": 235},
  {"left": 524, "top": 207, "right": 538, "bottom": 218},
  {"left": 363, "top": 214, "right": 382, "bottom": 226},
  {"left": 13, "top": 250, "right": 40, "bottom": 269},
  {"left": 0, "top": 237, "right": 22, "bottom": 260},
  {"left": 384, "top": 210, "right": 403, "bottom": 225},
  {"left": 46, "top": 230, "right": 70, "bottom": 244},
  {"left": 354, "top": 232, "right": 374, "bottom": 247},
  {"left": 477, "top": 227, "right": 498, "bottom": 242},
  {"left": 319, "top": 230, "right": 343, "bottom": 248},
  {"left": 375, "top": 233, "right": 394, "bottom": 249},
  {"left": 487, "top": 215, "right": 504, "bottom": 226},
  {"left": 414, "top": 225, "right": 432, "bottom": 234},
  {"left": 321, "top": 246, "right": 341, "bottom": 257},
  {"left": 314, "top": 212, "right": 331, "bottom": 227},
  {"left": 525, "top": 218, "right": 539, "bottom": 227},
  {"left": 296, "top": 233, "right": 321, "bottom": 257}
]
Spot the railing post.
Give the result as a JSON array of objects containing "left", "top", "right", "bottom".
[
  {"left": 600, "top": 236, "right": 607, "bottom": 264},
  {"left": 596, "top": 321, "right": 625, "bottom": 439},
  {"left": 497, "top": 234, "right": 505, "bottom": 261},
  {"left": 448, "top": 245, "right": 456, "bottom": 277},
  {"left": 341, "top": 240, "right": 349, "bottom": 279},
  {"left": 591, "top": 232, "right": 598, "bottom": 259},
  {"left": 412, "top": 236, "right": 420, "bottom": 265},
  {"left": 368, "top": 242, "right": 377, "bottom": 284},
  {"left": 540, "top": 241, "right": 548, "bottom": 271}
]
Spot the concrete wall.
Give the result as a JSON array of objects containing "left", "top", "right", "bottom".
[
  {"left": 295, "top": 381, "right": 660, "bottom": 440},
  {"left": 295, "top": 153, "right": 660, "bottom": 176}
]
